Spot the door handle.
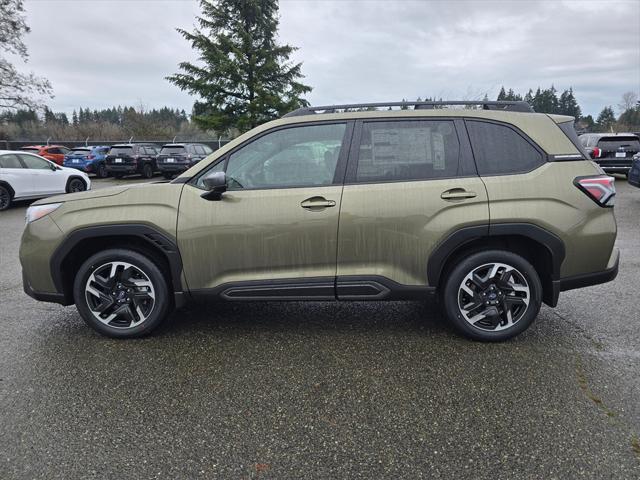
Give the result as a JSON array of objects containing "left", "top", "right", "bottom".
[
  {"left": 301, "top": 196, "right": 336, "bottom": 210},
  {"left": 441, "top": 188, "right": 477, "bottom": 200}
]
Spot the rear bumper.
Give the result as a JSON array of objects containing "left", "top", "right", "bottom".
[
  {"left": 157, "top": 162, "right": 192, "bottom": 173},
  {"left": 549, "top": 247, "right": 619, "bottom": 306},
  {"left": 106, "top": 164, "right": 140, "bottom": 173}
]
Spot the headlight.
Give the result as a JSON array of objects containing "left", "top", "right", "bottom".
[{"left": 25, "top": 203, "right": 62, "bottom": 224}]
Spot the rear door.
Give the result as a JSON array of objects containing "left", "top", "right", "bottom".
[
  {"left": 0, "top": 154, "right": 31, "bottom": 197},
  {"left": 336, "top": 118, "right": 489, "bottom": 292}
]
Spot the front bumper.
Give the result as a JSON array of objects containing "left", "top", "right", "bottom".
[
  {"left": 549, "top": 247, "right": 619, "bottom": 306},
  {"left": 23, "top": 270, "right": 70, "bottom": 305}
]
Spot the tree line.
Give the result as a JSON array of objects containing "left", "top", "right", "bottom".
[
  {"left": 0, "top": 105, "right": 220, "bottom": 142},
  {"left": 495, "top": 85, "right": 639, "bottom": 133}
]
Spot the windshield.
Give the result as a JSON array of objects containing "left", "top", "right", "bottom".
[
  {"left": 160, "top": 146, "right": 187, "bottom": 155},
  {"left": 597, "top": 137, "right": 640, "bottom": 151},
  {"left": 109, "top": 147, "right": 134, "bottom": 156},
  {"left": 69, "top": 149, "right": 90, "bottom": 156}
]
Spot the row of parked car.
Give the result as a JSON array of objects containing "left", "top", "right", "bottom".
[{"left": 19, "top": 142, "right": 215, "bottom": 179}]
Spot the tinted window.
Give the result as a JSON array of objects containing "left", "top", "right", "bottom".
[
  {"left": 194, "top": 145, "right": 206, "bottom": 155},
  {"left": 69, "top": 148, "right": 91, "bottom": 156},
  {"left": 109, "top": 147, "right": 134, "bottom": 156},
  {"left": 558, "top": 121, "right": 588, "bottom": 158},
  {"left": 145, "top": 146, "right": 158, "bottom": 155},
  {"left": 0, "top": 154, "right": 24, "bottom": 168},
  {"left": 466, "top": 121, "right": 543, "bottom": 175},
  {"left": 47, "top": 148, "right": 62, "bottom": 154},
  {"left": 160, "top": 146, "right": 186, "bottom": 155},
  {"left": 202, "top": 145, "right": 213, "bottom": 154},
  {"left": 21, "top": 147, "right": 40, "bottom": 153},
  {"left": 597, "top": 136, "right": 640, "bottom": 151},
  {"left": 224, "top": 123, "right": 346, "bottom": 189},
  {"left": 355, "top": 120, "right": 460, "bottom": 182},
  {"left": 20, "top": 154, "right": 51, "bottom": 170}
]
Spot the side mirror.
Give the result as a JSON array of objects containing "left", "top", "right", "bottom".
[
  {"left": 200, "top": 171, "right": 227, "bottom": 201},
  {"left": 50, "top": 163, "right": 57, "bottom": 171}
]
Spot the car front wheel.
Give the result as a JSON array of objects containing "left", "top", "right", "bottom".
[
  {"left": 142, "top": 163, "right": 154, "bottom": 179},
  {"left": 97, "top": 163, "right": 108, "bottom": 178},
  {"left": 73, "top": 249, "right": 171, "bottom": 338},
  {"left": 442, "top": 250, "right": 542, "bottom": 341},
  {"left": 67, "top": 178, "right": 86, "bottom": 193}
]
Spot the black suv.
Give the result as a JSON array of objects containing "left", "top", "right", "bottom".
[
  {"left": 156, "top": 143, "right": 213, "bottom": 179},
  {"left": 105, "top": 144, "right": 160, "bottom": 179},
  {"left": 579, "top": 133, "right": 640, "bottom": 177}
]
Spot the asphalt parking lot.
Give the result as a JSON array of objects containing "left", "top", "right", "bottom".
[{"left": 1, "top": 176, "right": 639, "bottom": 479}]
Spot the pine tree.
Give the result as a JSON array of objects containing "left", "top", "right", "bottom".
[
  {"left": 596, "top": 106, "right": 616, "bottom": 132},
  {"left": 497, "top": 86, "right": 506, "bottom": 101},
  {"left": 167, "top": 0, "right": 311, "bottom": 133}
]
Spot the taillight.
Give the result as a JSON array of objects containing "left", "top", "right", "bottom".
[
  {"left": 591, "top": 147, "right": 602, "bottom": 159},
  {"left": 574, "top": 175, "right": 615, "bottom": 207}
]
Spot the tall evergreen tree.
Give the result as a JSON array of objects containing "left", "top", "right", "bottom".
[
  {"left": 596, "top": 106, "right": 616, "bottom": 132},
  {"left": 497, "top": 86, "right": 506, "bottom": 101},
  {"left": 167, "top": 0, "right": 311, "bottom": 133}
]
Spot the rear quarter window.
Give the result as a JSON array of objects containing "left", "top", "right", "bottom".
[{"left": 466, "top": 120, "right": 544, "bottom": 175}]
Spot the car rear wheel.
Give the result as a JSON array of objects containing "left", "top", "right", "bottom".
[
  {"left": 442, "top": 250, "right": 542, "bottom": 341},
  {"left": 97, "top": 163, "right": 108, "bottom": 178},
  {"left": 0, "top": 185, "right": 12, "bottom": 210},
  {"left": 162, "top": 172, "right": 174, "bottom": 180},
  {"left": 142, "top": 163, "right": 154, "bottom": 179},
  {"left": 73, "top": 249, "right": 171, "bottom": 338},
  {"left": 66, "top": 178, "right": 86, "bottom": 193}
]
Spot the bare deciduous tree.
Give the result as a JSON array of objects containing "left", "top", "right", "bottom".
[
  {"left": 618, "top": 91, "right": 639, "bottom": 114},
  {"left": 0, "top": 0, "right": 53, "bottom": 111}
]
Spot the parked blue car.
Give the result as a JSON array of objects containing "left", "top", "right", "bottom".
[
  {"left": 629, "top": 153, "right": 640, "bottom": 188},
  {"left": 63, "top": 145, "right": 111, "bottom": 178}
]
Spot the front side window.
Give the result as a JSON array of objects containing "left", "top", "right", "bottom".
[
  {"left": 0, "top": 154, "right": 24, "bottom": 169},
  {"left": 19, "top": 154, "right": 51, "bottom": 170},
  {"left": 466, "top": 120, "right": 543, "bottom": 175},
  {"left": 355, "top": 120, "right": 460, "bottom": 182},
  {"left": 223, "top": 123, "right": 346, "bottom": 190}
]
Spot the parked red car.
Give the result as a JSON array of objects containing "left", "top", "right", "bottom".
[{"left": 20, "top": 145, "right": 71, "bottom": 165}]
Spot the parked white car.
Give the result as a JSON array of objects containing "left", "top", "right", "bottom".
[{"left": 0, "top": 150, "right": 91, "bottom": 211}]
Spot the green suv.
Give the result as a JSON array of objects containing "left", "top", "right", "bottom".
[{"left": 20, "top": 101, "right": 619, "bottom": 341}]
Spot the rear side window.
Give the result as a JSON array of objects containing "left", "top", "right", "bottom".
[
  {"left": 355, "top": 120, "right": 460, "bottom": 182},
  {"left": 558, "top": 121, "right": 589, "bottom": 158},
  {"left": 466, "top": 121, "right": 543, "bottom": 175},
  {"left": 0, "top": 154, "right": 24, "bottom": 168}
]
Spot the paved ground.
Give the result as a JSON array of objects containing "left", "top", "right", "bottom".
[{"left": 1, "top": 176, "right": 639, "bottom": 479}]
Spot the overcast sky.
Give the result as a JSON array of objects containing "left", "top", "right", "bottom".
[{"left": 17, "top": 0, "right": 640, "bottom": 117}]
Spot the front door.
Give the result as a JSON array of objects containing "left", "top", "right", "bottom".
[
  {"left": 18, "top": 154, "right": 66, "bottom": 195},
  {"left": 177, "top": 122, "right": 352, "bottom": 298},
  {"left": 336, "top": 118, "right": 489, "bottom": 292}
]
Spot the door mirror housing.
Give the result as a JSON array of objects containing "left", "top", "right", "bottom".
[{"left": 201, "top": 171, "right": 227, "bottom": 201}]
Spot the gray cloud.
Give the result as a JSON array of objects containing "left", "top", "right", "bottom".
[{"left": 20, "top": 0, "right": 640, "bottom": 117}]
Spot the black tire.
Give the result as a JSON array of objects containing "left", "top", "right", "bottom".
[
  {"left": 97, "top": 163, "right": 108, "bottom": 178},
  {"left": 0, "top": 185, "right": 12, "bottom": 211},
  {"left": 73, "top": 249, "right": 171, "bottom": 338},
  {"left": 66, "top": 177, "right": 86, "bottom": 193},
  {"left": 142, "top": 163, "right": 154, "bottom": 179},
  {"left": 162, "top": 172, "right": 174, "bottom": 180},
  {"left": 442, "top": 250, "right": 542, "bottom": 342}
]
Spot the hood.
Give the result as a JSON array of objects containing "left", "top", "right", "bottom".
[{"left": 32, "top": 185, "right": 130, "bottom": 205}]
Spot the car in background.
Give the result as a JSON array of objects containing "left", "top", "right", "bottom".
[
  {"left": 579, "top": 133, "right": 640, "bottom": 177},
  {"left": 21, "top": 145, "right": 71, "bottom": 166},
  {"left": 0, "top": 150, "right": 90, "bottom": 210},
  {"left": 629, "top": 153, "right": 640, "bottom": 188},
  {"left": 156, "top": 143, "right": 213, "bottom": 179},
  {"left": 104, "top": 143, "right": 159, "bottom": 179},
  {"left": 63, "top": 146, "right": 111, "bottom": 178}
]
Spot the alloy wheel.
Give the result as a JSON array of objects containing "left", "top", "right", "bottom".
[
  {"left": 69, "top": 179, "right": 85, "bottom": 192},
  {"left": 84, "top": 261, "right": 156, "bottom": 329},
  {"left": 0, "top": 187, "right": 9, "bottom": 210},
  {"left": 457, "top": 262, "right": 530, "bottom": 332}
]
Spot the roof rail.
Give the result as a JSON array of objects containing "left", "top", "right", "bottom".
[{"left": 283, "top": 100, "right": 534, "bottom": 117}]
